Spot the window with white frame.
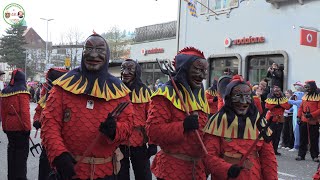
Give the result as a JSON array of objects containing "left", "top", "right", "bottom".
[
  {"left": 209, "top": 0, "right": 239, "bottom": 13},
  {"left": 200, "top": 0, "right": 209, "bottom": 14}
]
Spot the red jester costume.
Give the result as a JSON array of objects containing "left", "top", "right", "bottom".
[
  {"left": 206, "top": 80, "right": 218, "bottom": 117},
  {"left": 32, "top": 68, "right": 69, "bottom": 180},
  {"left": 265, "top": 86, "right": 291, "bottom": 156},
  {"left": 0, "top": 69, "right": 31, "bottom": 180},
  {"left": 146, "top": 47, "right": 210, "bottom": 180},
  {"left": 296, "top": 81, "right": 320, "bottom": 162},
  {"left": 117, "top": 59, "right": 155, "bottom": 180},
  {"left": 41, "top": 33, "right": 133, "bottom": 180},
  {"left": 203, "top": 75, "right": 277, "bottom": 180}
]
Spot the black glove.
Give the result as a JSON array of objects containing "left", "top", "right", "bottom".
[
  {"left": 33, "top": 121, "right": 41, "bottom": 130},
  {"left": 147, "top": 144, "right": 158, "bottom": 158},
  {"left": 274, "top": 104, "right": 281, "bottom": 108},
  {"left": 213, "top": 96, "right": 218, "bottom": 102},
  {"left": 52, "top": 152, "right": 76, "bottom": 180},
  {"left": 227, "top": 164, "right": 243, "bottom": 178},
  {"left": 183, "top": 115, "right": 199, "bottom": 132},
  {"left": 99, "top": 116, "right": 116, "bottom": 140},
  {"left": 305, "top": 113, "right": 313, "bottom": 119}
]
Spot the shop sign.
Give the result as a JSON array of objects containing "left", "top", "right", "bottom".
[
  {"left": 224, "top": 36, "right": 265, "bottom": 47},
  {"left": 300, "top": 28, "right": 317, "bottom": 47},
  {"left": 141, "top": 48, "right": 164, "bottom": 56}
]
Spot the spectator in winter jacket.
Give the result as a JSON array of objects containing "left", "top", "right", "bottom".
[{"left": 288, "top": 81, "right": 304, "bottom": 152}]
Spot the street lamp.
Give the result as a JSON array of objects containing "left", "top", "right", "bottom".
[{"left": 40, "top": 18, "right": 54, "bottom": 65}]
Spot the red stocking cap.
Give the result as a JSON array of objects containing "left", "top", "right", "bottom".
[{"left": 173, "top": 47, "right": 205, "bottom": 68}]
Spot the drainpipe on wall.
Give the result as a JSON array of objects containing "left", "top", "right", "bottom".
[{"left": 176, "top": 0, "right": 182, "bottom": 54}]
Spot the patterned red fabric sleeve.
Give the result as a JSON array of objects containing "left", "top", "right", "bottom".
[
  {"left": 33, "top": 104, "right": 43, "bottom": 122},
  {"left": 105, "top": 97, "right": 133, "bottom": 144},
  {"left": 203, "top": 134, "right": 232, "bottom": 179},
  {"left": 41, "top": 86, "right": 69, "bottom": 163},
  {"left": 146, "top": 96, "right": 185, "bottom": 145},
  {"left": 259, "top": 141, "right": 278, "bottom": 180}
]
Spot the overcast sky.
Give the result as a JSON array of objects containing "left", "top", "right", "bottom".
[{"left": 0, "top": 0, "right": 178, "bottom": 44}]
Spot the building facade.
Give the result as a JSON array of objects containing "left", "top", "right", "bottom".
[
  {"left": 130, "top": 21, "right": 177, "bottom": 87},
  {"left": 178, "top": 0, "right": 320, "bottom": 90}
]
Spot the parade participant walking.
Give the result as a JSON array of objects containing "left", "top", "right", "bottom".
[
  {"left": 117, "top": 59, "right": 156, "bottom": 180},
  {"left": 265, "top": 86, "right": 291, "bottom": 155},
  {"left": 146, "top": 47, "right": 210, "bottom": 180},
  {"left": 33, "top": 67, "right": 68, "bottom": 180},
  {"left": 0, "top": 69, "right": 31, "bottom": 180},
  {"left": 203, "top": 75, "right": 278, "bottom": 180},
  {"left": 206, "top": 79, "right": 218, "bottom": 117},
  {"left": 217, "top": 75, "right": 232, "bottom": 111},
  {"left": 296, "top": 80, "right": 320, "bottom": 162},
  {"left": 41, "top": 33, "right": 133, "bottom": 180}
]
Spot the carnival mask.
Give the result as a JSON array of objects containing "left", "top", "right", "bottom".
[
  {"left": 187, "top": 58, "right": 208, "bottom": 89},
  {"left": 231, "top": 84, "right": 252, "bottom": 115},
  {"left": 273, "top": 86, "right": 282, "bottom": 98},
  {"left": 304, "top": 82, "right": 317, "bottom": 94},
  {"left": 83, "top": 36, "right": 107, "bottom": 71},
  {"left": 121, "top": 60, "right": 136, "bottom": 85}
]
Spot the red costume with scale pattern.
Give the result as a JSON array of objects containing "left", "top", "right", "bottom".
[
  {"left": 41, "top": 33, "right": 133, "bottom": 179},
  {"left": 33, "top": 84, "right": 47, "bottom": 124},
  {"left": 146, "top": 47, "right": 210, "bottom": 180},
  {"left": 147, "top": 96, "right": 208, "bottom": 180},
  {"left": 42, "top": 86, "right": 133, "bottom": 179},
  {"left": 203, "top": 76, "right": 277, "bottom": 180},
  {"left": 129, "top": 102, "right": 149, "bottom": 146}
]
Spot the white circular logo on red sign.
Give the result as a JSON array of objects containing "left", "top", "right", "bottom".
[
  {"left": 224, "top": 38, "right": 232, "bottom": 47},
  {"left": 307, "top": 33, "right": 313, "bottom": 43}
]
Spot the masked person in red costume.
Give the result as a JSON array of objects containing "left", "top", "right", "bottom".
[
  {"left": 33, "top": 68, "right": 68, "bottom": 180},
  {"left": 265, "top": 86, "right": 291, "bottom": 156},
  {"left": 146, "top": 47, "right": 210, "bottom": 180},
  {"left": 296, "top": 80, "right": 320, "bottom": 162},
  {"left": 0, "top": 69, "right": 31, "bottom": 180},
  {"left": 41, "top": 33, "right": 133, "bottom": 180},
  {"left": 203, "top": 75, "right": 277, "bottom": 180},
  {"left": 117, "top": 59, "right": 156, "bottom": 180},
  {"left": 217, "top": 75, "right": 232, "bottom": 111},
  {"left": 206, "top": 79, "right": 218, "bottom": 117}
]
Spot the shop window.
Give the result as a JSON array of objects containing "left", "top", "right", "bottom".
[
  {"left": 246, "top": 54, "right": 285, "bottom": 87},
  {"left": 208, "top": 55, "right": 240, "bottom": 87},
  {"left": 209, "top": 0, "right": 239, "bottom": 13},
  {"left": 200, "top": 0, "right": 209, "bottom": 14},
  {"left": 140, "top": 62, "right": 168, "bottom": 88}
]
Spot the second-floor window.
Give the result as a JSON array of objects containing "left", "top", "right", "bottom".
[{"left": 200, "top": 0, "right": 239, "bottom": 14}]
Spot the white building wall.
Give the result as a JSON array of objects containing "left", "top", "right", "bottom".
[
  {"left": 130, "top": 38, "right": 177, "bottom": 62},
  {"left": 178, "top": 0, "right": 320, "bottom": 88}
]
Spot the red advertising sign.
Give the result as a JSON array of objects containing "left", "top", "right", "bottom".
[
  {"left": 224, "top": 36, "right": 265, "bottom": 48},
  {"left": 141, "top": 48, "right": 164, "bottom": 55},
  {"left": 300, "top": 29, "right": 318, "bottom": 47}
]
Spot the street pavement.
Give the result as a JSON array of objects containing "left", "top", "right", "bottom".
[{"left": 0, "top": 102, "right": 318, "bottom": 180}]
